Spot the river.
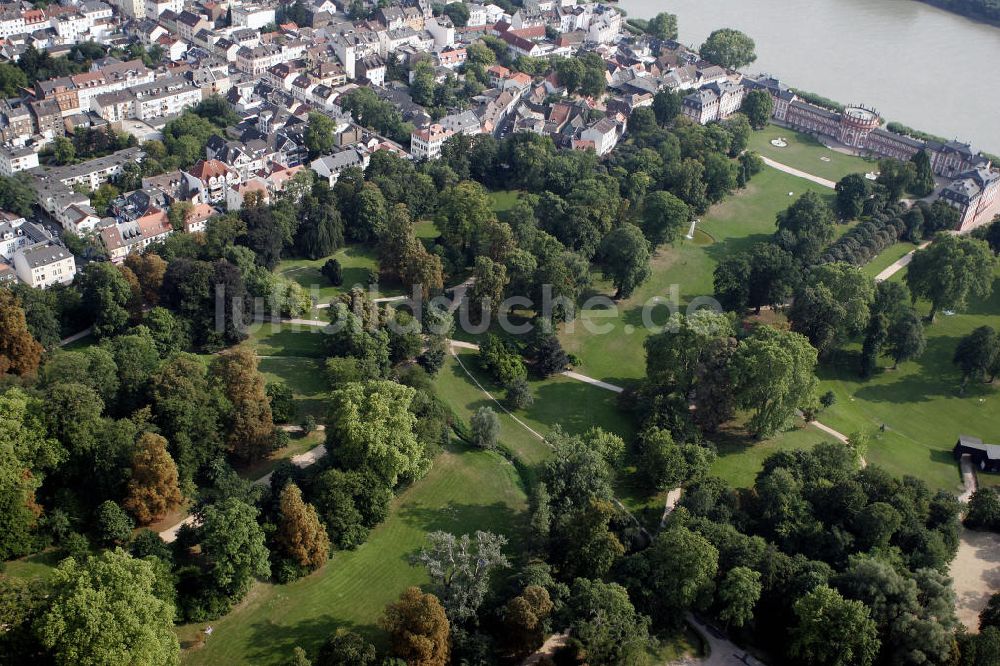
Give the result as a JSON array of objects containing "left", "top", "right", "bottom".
[{"left": 618, "top": 0, "right": 1000, "bottom": 153}]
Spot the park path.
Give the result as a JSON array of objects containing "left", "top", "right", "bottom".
[
  {"left": 158, "top": 425, "right": 327, "bottom": 543},
  {"left": 58, "top": 326, "right": 93, "bottom": 347},
  {"left": 958, "top": 453, "right": 978, "bottom": 504},
  {"left": 447, "top": 342, "right": 652, "bottom": 542},
  {"left": 673, "top": 615, "right": 764, "bottom": 666},
  {"left": 874, "top": 241, "right": 932, "bottom": 282},
  {"left": 759, "top": 155, "right": 836, "bottom": 189}
]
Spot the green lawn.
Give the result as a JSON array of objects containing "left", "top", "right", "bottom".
[
  {"left": 247, "top": 322, "right": 328, "bottom": 358},
  {"left": 558, "top": 167, "right": 834, "bottom": 384},
  {"left": 177, "top": 445, "right": 528, "bottom": 665},
  {"left": 434, "top": 348, "right": 634, "bottom": 471},
  {"left": 276, "top": 245, "right": 400, "bottom": 306},
  {"left": 488, "top": 189, "right": 522, "bottom": 214},
  {"left": 413, "top": 220, "right": 439, "bottom": 239},
  {"left": 61, "top": 333, "right": 96, "bottom": 350},
  {"left": 711, "top": 422, "right": 835, "bottom": 488},
  {"left": 1, "top": 549, "right": 63, "bottom": 581},
  {"left": 861, "top": 241, "right": 919, "bottom": 279},
  {"left": 814, "top": 268, "right": 1000, "bottom": 491},
  {"left": 748, "top": 124, "right": 876, "bottom": 182}
]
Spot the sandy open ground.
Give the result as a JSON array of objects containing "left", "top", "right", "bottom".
[{"left": 951, "top": 527, "right": 1000, "bottom": 630}]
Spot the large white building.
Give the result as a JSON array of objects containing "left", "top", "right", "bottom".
[
  {"left": 13, "top": 243, "right": 76, "bottom": 289},
  {"left": 410, "top": 123, "right": 454, "bottom": 160}
]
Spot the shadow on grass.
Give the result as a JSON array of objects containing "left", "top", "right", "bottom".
[
  {"left": 397, "top": 500, "right": 523, "bottom": 539},
  {"left": 242, "top": 614, "right": 378, "bottom": 663},
  {"left": 253, "top": 328, "right": 329, "bottom": 358}
]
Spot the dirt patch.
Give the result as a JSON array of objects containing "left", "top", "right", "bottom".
[{"left": 951, "top": 526, "right": 1000, "bottom": 630}]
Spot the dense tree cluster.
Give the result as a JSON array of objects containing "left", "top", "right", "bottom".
[{"left": 674, "top": 441, "right": 963, "bottom": 664}]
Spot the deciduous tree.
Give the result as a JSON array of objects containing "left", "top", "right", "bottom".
[
  {"left": 415, "top": 531, "right": 510, "bottom": 623},
  {"left": 275, "top": 482, "right": 330, "bottom": 571},
  {"left": 470, "top": 406, "right": 500, "bottom": 450},
  {"left": 123, "top": 432, "right": 182, "bottom": 525},
  {"left": 907, "top": 234, "right": 996, "bottom": 321},
  {"left": 0, "top": 290, "right": 43, "bottom": 376},
  {"left": 564, "top": 578, "right": 650, "bottom": 666},
  {"left": 37, "top": 550, "right": 180, "bottom": 666},
  {"left": 380, "top": 587, "right": 450, "bottom": 666},
  {"left": 732, "top": 325, "right": 818, "bottom": 438},
  {"left": 740, "top": 89, "right": 773, "bottom": 129},
  {"left": 327, "top": 380, "right": 426, "bottom": 486},
  {"left": 645, "top": 12, "right": 678, "bottom": 40},
  {"left": 718, "top": 566, "right": 762, "bottom": 628},
  {"left": 699, "top": 28, "right": 757, "bottom": 69},
  {"left": 599, "top": 223, "right": 650, "bottom": 299},
  {"left": 790, "top": 585, "right": 879, "bottom": 666},
  {"left": 196, "top": 497, "right": 270, "bottom": 601},
  {"left": 211, "top": 346, "right": 277, "bottom": 463}
]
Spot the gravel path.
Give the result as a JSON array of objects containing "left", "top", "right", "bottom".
[{"left": 759, "top": 155, "right": 836, "bottom": 189}]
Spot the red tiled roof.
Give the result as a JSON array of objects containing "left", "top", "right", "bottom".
[{"left": 189, "top": 159, "right": 234, "bottom": 181}]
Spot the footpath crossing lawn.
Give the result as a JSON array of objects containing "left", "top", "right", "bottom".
[
  {"left": 748, "top": 123, "right": 876, "bottom": 182},
  {"left": 178, "top": 444, "right": 527, "bottom": 665},
  {"left": 435, "top": 348, "right": 635, "bottom": 471},
  {"left": 711, "top": 422, "right": 835, "bottom": 488},
  {"left": 558, "top": 167, "right": 833, "bottom": 384},
  {"left": 861, "top": 241, "right": 920, "bottom": 279}
]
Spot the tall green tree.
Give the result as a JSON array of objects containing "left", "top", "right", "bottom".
[
  {"left": 953, "top": 325, "right": 999, "bottom": 389},
  {"left": 834, "top": 173, "right": 870, "bottom": 220},
  {"left": 77, "top": 262, "right": 133, "bottom": 339},
  {"left": 599, "top": 224, "right": 650, "bottom": 299},
  {"left": 886, "top": 310, "right": 926, "bottom": 368},
  {"left": 775, "top": 191, "right": 837, "bottom": 264},
  {"left": 621, "top": 526, "right": 718, "bottom": 627},
  {"left": 640, "top": 190, "right": 690, "bottom": 247},
  {"left": 740, "top": 89, "right": 774, "bottom": 129},
  {"left": 0, "top": 388, "right": 62, "bottom": 560},
  {"left": 732, "top": 325, "right": 818, "bottom": 438},
  {"left": 326, "top": 380, "right": 427, "bottom": 486},
  {"left": 564, "top": 578, "right": 650, "bottom": 666},
  {"left": 789, "top": 585, "right": 879, "bottom": 666},
  {"left": 699, "top": 28, "right": 757, "bottom": 69},
  {"left": 906, "top": 234, "right": 995, "bottom": 321},
  {"left": 910, "top": 150, "right": 936, "bottom": 196},
  {"left": 304, "top": 112, "right": 336, "bottom": 158},
  {"left": 196, "top": 497, "right": 270, "bottom": 603},
  {"left": 718, "top": 566, "right": 762, "bottom": 628},
  {"left": 645, "top": 12, "right": 678, "bottom": 40},
  {"left": 36, "top": 549, "right": 180, "bottom": 666}
]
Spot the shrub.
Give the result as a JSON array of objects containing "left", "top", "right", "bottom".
[
  {"left": 470, "top": 407, "right": 500, "bottom": 449},
  {"left": 505, "top": 378, "right": 534, "bottom": 410},
  {"left": 322, "top": 258, "right": 343, "bottom": 286}
]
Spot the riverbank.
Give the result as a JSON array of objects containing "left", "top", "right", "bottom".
[
  {"left": 914, "top": 0, "right": 1000, "bottom": 27},
  {"left": 619, "top": 0, "right": 1000, "bottom": 152}
]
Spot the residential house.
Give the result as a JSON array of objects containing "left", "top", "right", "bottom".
[
  {"left": 13, "top": 242, "right": 76, "bottom": 288},
  {"left": 310, "top": 147, "right": 369, "bottom": 186},
  {"left": 182, "top": 159, "right": 241, "bottom": 204},
  {"left": 410, "top": 123, "right": 453, "bottom": 159},
  {"left": 578, "top": 117, "right": 619, "bottom": 156}
]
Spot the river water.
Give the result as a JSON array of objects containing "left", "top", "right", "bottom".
[{"left": 618, "top": 0, "right": 1000, "bottom": 152}]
